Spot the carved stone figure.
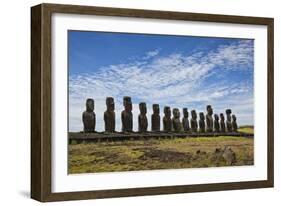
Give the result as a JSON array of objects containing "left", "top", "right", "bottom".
[
  {"left": 182, "top": 108, "right": 190, "bottom": 132},
  {"left": 190, "top": 110, "right": 198, "bottom": 132},
  {"left": 163, "top": 106, "right": 172, "bottom": 132},
  {"left": 121, "top": 96, "right": 133, "bottom": 132},
  {"left": 214, "top": 114, "right": 220, "bottom": 132},
  {"left": 82, "top": 98, "right": 96, "bottom": 132},
  {"left": 138, "top": 102, "right": 148, "bottom": 133},
  {"left": 172, "top": 108, "right": 181, "bottom": 132},
  {"left": 232, "top": 114, "right": 238, "bottom": 132},
  {"left": 151, "top": 104, "right": 160, "bottom": 132},
  {"left": 199, "top": 112, "right": 205, "bottom": 133},
  {"left": 206, "top": 105, "right": 214, "bottom": 132},
  {"left": 220, "top": 113, "right": 226, "bottom": 133},
  {"left": 104, "top": 97, "right": 115, "bottom": 133},
  {"left": 226, "top": 109, "right": 232, "bottom": 132}
]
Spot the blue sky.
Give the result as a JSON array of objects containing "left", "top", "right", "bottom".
[{"left": 68, "top": 30, "right": 254, "bottom": 132}]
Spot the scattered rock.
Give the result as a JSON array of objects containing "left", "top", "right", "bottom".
[
  {"left": 222, "top": 146, "right": 237, "bottom": 165},
  {"left": 196, "top": 150, "right": 206, "bottom": 155},
  {"left": 211, "top": 146, "right": 236, "bottom": 165}
]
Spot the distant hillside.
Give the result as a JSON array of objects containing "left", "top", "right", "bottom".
[{"left": 239, "top": 125, "right": 254, "bottom": 129}]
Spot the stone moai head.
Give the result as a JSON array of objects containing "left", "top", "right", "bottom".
[
  {"left": 164, "top": 106, "right": 171, "bottom": 118},
  {"left": 123, "top": 96, "right": 131, "bottom": 106},
  {"left": 139, "top": 102, "right": 147, "bottom": 115},
  {"left": 106, "top": 97, "right": 115, "bottom": 111},
  {"left": 123, "top": 96, "right": 132, "bottom": 112},
  {"left": 232, "top": 114, "right": 237, "bottom": 121},
  {"left": 206, "top": 105, "right": 213, "bottom": 115},
  {"left": 183, "top": 108, "right": 188, "bottom": 118},
  {"left": 173, "top": 108, "right": 180, "bottom": 118},
  {"left": 226, "top": 109, "right": 232, "bottom": 120},
  {"left": 214, "top": 114, "right": 219, "bottom": 121},
  {"left": 125, "top": 102, "right": 132, "bottom": 113},
  {"left": 153, "top": 104, "right": 160, "bottom": 114},
  {"left": 199, "top": 112, "right": 205, "bottom": 120},
  {"left": 86, "top": 98, "right": 94, "bottom": 112},
  {"left": 191, "top": 110, "right": 197, "bottom": 120},
  {"left": 220, "top": 113, "right": 225, "bottom": 121}
]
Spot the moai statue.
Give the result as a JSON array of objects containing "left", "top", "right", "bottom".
[
  {"left": 214, "top": 114, "right": 220, "bottom": 132},
  {"left": 199, "top": 112, "right": 205, "bottom": 133},
  {"left": 172, "top": 108, "right": 182, "bottom": 132},
  {"left": 82, "top": 98, "right": 96, "bottom": 132},
  {"left": 190, "top": 110, "right": 198, "bottom": 132},
  {"left": 163, "top": 106, "right": 172, "bottom": 132},
  {"left": 226, "top": 109, "right": 232, "bottom": 132},
  {"left": 206, "top": 105, "right": 214, "bottom": 132},
  {"left": 182, "top": 108, "right": 190, "bottom": 132},
  {"left": 232, "top": 114, "right": 238, "bottom": 132},
  {"left": 121, "top": 96, "right": 133, "bottom": 132},
  {"left": 104, "top": 97, "right": 115, "bottom": 133},
  {"left": 220, "top": 113, "right": 226, "bottom": 133},
  {"left": 138, "top": 102, "right": 148, "bottom": 133},
  {"left": 151, "top": 104, "right": 160, "bottom": 132}
]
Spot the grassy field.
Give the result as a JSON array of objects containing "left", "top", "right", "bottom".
[
  {"left": 238, "top": 126, "right": 254, "bottom": 134},
  {"left": 69, "top": 132, "right": 254, "bottom": 174}
]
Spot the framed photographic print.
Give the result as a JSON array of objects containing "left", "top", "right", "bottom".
[{"left": 31, "top": 3, "right": 274, "bottom": 202}]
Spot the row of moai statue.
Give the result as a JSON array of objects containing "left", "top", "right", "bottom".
[{"left": 82, "top": 97, "right": 238, "bottom": 133}]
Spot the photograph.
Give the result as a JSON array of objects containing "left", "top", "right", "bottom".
[
  {"left": 68, "top": 31, "right": 254, "bottom": 174},
  {"left": 30, "top": 3, "right": 273, "bottom": 201}
]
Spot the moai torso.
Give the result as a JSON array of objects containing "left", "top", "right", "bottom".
[
  {"left": 121, "top": 96, "right": 133, "bottom": 132},
  {"left": 82, "top": 98, "right": 96, "bottom": 132},
  {"left": 104, "top": 97, "right": 115, "bottom": 133},
  {"left": 138, "top": 102, "right": 148, "bottom": 132},
  {"left": 214, "top": 114, "right": 220, "bottom": 132},
  {"left": 182, "top": 108, "right": 190, "bottom": 132},
  {"left": 163, "top": 106, "right": 172, "bottom": 132},
  {"left": 226, "top": 109, "right": 232, "bottom": 132},
  {"left": 190, "top": 110, "right": 198, "bottom": 132},
  {"left": 151, "top": 104, "right": 160, "bottom": 132},
  {"left": 206, "top": 105, "right": 214, "bottom": 132},
  {"left": 199, "top": 112, "right": 205, "bottom": 133},
  {"left": 232, "top": 114, "right": 238, "bottom": 132},
  {"left": 172, "top": 108, "right": 181, "bottom": 132},
  {"left": 220, "top": 113, "right": 226, "bottom": 133}
]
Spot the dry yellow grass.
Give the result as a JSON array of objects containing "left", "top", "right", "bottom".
[
  {"left": 238, "top": 127, "right": 254, "bottom": 134},
  {"left": 69, "top": 135, "right": 254, "bottom": 174}
]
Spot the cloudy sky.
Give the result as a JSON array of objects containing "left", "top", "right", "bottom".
[{"left": 68, "top": 31, "right": 254, "bottom": 132}]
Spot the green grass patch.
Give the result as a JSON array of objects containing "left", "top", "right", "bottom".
[{"left": 238, "top": 126, "right": 254, "bottom": 134}]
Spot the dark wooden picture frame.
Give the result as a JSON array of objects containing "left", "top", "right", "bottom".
[{"left": 31, "top": 3, "right": 274, "bottom": 202}]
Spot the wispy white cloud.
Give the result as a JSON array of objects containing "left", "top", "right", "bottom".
[
  {"left": 143, "top": 49, "right": 160, "bottom": 59},
  {"left": 69, "top": 40, "right": 254, "bottom": 131}
]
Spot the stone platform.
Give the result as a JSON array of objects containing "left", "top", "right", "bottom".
[{"left": 68, "top": 131, "right": 253, "bottom": 143}]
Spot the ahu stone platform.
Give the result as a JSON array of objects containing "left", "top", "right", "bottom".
[{"left": 68, "top": 131, "right": 254, "bottom": 143}]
